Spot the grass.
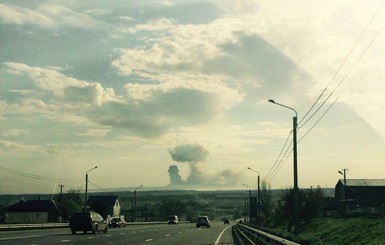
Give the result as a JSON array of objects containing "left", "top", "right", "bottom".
[{"left": 261, "top": 217, "right": 385, "bottom": 245}]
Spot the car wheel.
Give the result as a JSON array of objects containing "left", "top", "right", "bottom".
[
  {"left": 71, "top": 229, "right": 76, "bottom": 235},
  {"left": 103, "top": 226, "right": 108, "bottom": 233},
  {"left": 83, "top": 230, "right": 87, "bottom": 234},
  {"left": 196, "top": 225, "right": 199, "bottom": 228}
]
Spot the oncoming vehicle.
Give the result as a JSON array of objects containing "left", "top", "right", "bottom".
[
  {"left": 196, "top": 216, "right": 210, "bottom": 228},
  {"left": 223, "top": 218, "right": 230, "bottom": 224},
  {"left": 168, "top": 215, "right": 178, "bottom": 224},
  {"left": 109, "top": 217, "right": 127, "bottom": 228},
  {"left": 69, "top": 211, "right": 108, "bottom": 234}
]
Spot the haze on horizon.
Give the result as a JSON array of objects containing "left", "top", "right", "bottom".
[{"left": 1, "top": 0, "right": 385, "bottom": 195}]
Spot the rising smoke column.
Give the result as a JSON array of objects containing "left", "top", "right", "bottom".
[
  {"left": 168, "top": 144, "right": 209, "bottom": 185},
  {"left": 168, "top": 165, "right": 184, "bottom": 186}
]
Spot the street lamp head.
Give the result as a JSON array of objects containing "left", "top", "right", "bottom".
[
  {"left": 268, "top": 99, "right": 276, "bottom": 104},
  {"left": 338, "top": 171, "right": 343, "bottom": 175}
]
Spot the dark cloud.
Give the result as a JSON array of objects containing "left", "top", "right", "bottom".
[{"left": 168, "top": 144, "right": 209, "bottom": 163}]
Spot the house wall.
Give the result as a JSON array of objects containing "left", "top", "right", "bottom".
[
  {"left": 5, "top": 212, "right": 48, "bottom": 224},
  {"left": 113, "top": 200, "right": 121, "bottom": 217}
]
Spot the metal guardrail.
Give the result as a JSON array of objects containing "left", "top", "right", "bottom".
[
  {"left": 0, "top": 221, "right": 189, "bottom": 231},
  {"left": 235, "top": 223, "right": 300, "bottom": 245},
  {"left": 0, "top": 223, "right": 69, "bottom": 231}
]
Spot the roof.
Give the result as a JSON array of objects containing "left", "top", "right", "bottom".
[
  {"left": 87, "top": 195, "right": 119, "bottom": 206},
  {"left": 337, "top": 179, "right": 385, "bottom": 187},
  {"left": 5, "top": 200, "right": 60, "bottom": 212}
]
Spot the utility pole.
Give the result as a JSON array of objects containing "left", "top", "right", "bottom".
[
  {"left": 268, "top": 99, "right": 299, "bottom": 235},
  {"left": 293, "top": 114, "right": 298, "bottom": 235},
  {"left": 84, "top": 166, "right": 98, "bottom": 211},
  {"left": 59, "top": 184, "right": 64, "bottom": 223},
  {"left": 257, "top": 175, "right": 260, "bottom": 222},
  {"left": 338, "top": 169, "right": 348, "bottom": 216}
]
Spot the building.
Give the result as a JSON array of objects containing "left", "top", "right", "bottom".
[
  {"left": 87, "top": 195, "right": 121, "bottom": 218},
  {"left": 335, "top": 179, "right": 385, "bottom": 216},
  {"left": 5, "top": 199, "right": 60, "bottom": 224}
]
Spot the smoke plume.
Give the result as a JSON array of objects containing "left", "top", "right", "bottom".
[
  {"left": 168, "top": 165, "right": 183, "bottom": 185},
  {"left": 167, "top": 143, "right": 243, "bottom": 187}
]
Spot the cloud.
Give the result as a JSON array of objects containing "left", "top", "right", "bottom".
[
  {"left": 168, "top": 144, "right": 209, "bottom": 163},
  {"left": 0, "top": 3, "right": 101, "bottom": 29}
]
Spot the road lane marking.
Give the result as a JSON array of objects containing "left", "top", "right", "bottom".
[
  {"left": 0, "top": 235, "right": 44, "bottom": 241},
  {"left": 61, "top": 240, "right": 71, "bottom": 242},
  {"left": 145, "top": 239, "right": 153, "bottom": 242},
  {"left": 165, "top": 234, "right": 171, "bottom": 237},
  {"left": 214, "top": 225, "right": 231, "bottom": 245}
]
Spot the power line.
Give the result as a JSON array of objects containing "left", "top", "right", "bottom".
[
  {"left": 0, "top": 165, "right": 82, "bottom": 183},
  {"left": 88, "top": 180, "right": 108, "bottom": 192},
  {"left": 299, "top": 0, "right": 385, "bottom": 128},
  {"left": 263, "top": 130, "right": 292, "bottom": 181},
  {"left": 299, "top": 2, "right": 385, "bottom": 138}
]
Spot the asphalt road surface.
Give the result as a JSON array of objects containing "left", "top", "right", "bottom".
[{"left": 0, "top": 222, "right": 242, "bottom": 245}]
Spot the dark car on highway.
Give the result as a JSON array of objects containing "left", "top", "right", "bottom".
[
  {"left": 168, "top": 215, "right": 178, "bottom": 224},
  {"left": 69, "top": 211, "right": 108, "bottom": 234},
  {"left": 109, "top": 217, "right": 127, "bottom": 228},
  {"left": 196, "top": 216, "right": 210, "bottom": 228}
]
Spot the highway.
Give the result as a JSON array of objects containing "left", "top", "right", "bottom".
[{"left": 0, "top": 222, "right": 242, "bottom": 245}]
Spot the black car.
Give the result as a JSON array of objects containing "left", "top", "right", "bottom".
[
  {"left": 69, "top": 211, "right": 108, "bottom": 234},
  {"left": 109, "top": 217, "right": 127, "bottom": 228},
  {"left": 196, "top": 216, "right": 210, "bottom": 228}
]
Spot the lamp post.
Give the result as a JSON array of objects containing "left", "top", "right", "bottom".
[
  {"left": 243, "top": 183, "right": 251, "bottom": 224},
  {"left": 247, "top": 167, "right": 261, "bottom": 223},
  {"left": 268, "top": 99, "right": 299, "bottom": 235},
  {"left": 133, "top": 185, "right": 143, "bottom": 222},
  {"left": 338, "top": 169, "right": 348, "bottom": 216},
  {"left": 84, "top": 166, "right": 98, "bottom": 211}
]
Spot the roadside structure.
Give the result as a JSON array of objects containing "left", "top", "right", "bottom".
[
  {"left": 335, "top": 179, "right": 385, "bottom": 216},
  {"left": 4, "top": 199, "right": 60, "bottom": 223},
  {"left": 87, "top": 195, "right": 121, "bottom": 218}
]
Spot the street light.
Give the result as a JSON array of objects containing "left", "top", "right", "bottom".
[
  {"left": 268, "top": 99, "right": 299, "bottom": 235},
  {"left": 133, "top": 185, "right": 143, "bottom": 222},
  {"left": 84, "top": 166, "right": 98, "bottom": 211},
  {"left": 247, "top": 167, "right": 261, "bottom": 223}
]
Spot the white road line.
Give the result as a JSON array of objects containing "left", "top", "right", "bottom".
[
  {"left": 0, "top": 235, "right": 44, "bottom": 241},
  {"left": 214, "top": 225, "right": 231, "bottom": 245},
  {"left": 61, "top": 240, "right": 71, "bottom": 242},
  {"left": 165, "top": 234, "right": 171, "bottom": 237},
  {"left": 145, "top": 238, "right": 153, "bottom": 242}
]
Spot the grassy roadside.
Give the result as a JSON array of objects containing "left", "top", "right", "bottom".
[{"left": 259, "top": 217, "right": 385, "bottom": 245}]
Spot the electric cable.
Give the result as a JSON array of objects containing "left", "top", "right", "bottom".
[{"left": 299, "top": 0, "right": 385, "bottom": 128}]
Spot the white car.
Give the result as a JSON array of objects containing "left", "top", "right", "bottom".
[{"left": 196, "top": 216, "right": 210, "bottom": 228}]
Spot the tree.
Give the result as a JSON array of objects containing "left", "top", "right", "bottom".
[
  {"left": 59, "top": 189, "right": 83, "bottom": 221},
  {"left": 271, "top": 187, "right": 325, "bottom": 231},
  {"left": 260, "top": 180, "right": 273, "bottom": 221}
]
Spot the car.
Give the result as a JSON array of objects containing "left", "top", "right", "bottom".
[
  {"left": 109, "top": 217, "right": 127, "bottom": 228},
  {"left": 168, "top": 215, "right": 178, "bottom": 224},
  {"left": 69, "top": 211, "right": 108, "bottom": 234},
  {"left": 223, "top": 218, "right": 230, "bottom": 224},
  {"left": 196, "top": 216, "right": 210, "bottom": 228}
]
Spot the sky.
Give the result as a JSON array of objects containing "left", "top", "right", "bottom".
[{"left": 1, "top": 0, "right": 385, "bottom": 195}]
